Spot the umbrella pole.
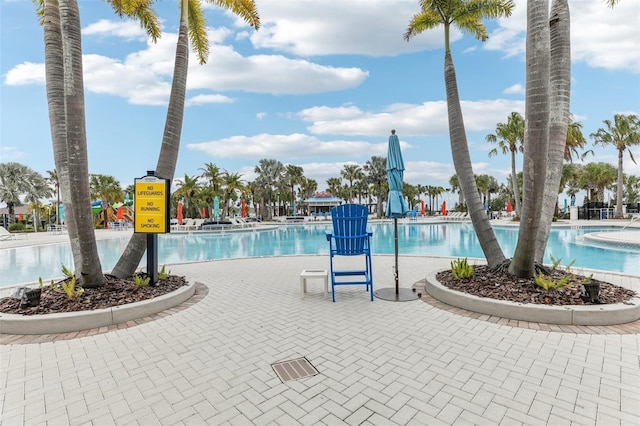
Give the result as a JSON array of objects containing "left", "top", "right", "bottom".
[{"left": 394, "top": 217, "right": 399, "bottom": 295}]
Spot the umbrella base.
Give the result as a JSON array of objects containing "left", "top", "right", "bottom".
[{"left": 374, "top": 287, "right": 420, "bottom": 302}]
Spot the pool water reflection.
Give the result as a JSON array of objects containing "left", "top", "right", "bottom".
[{"left": 1, "top": 223, "right": 638, "bottom": 287}]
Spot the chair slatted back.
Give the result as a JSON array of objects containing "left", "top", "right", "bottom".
[{"left": 330, "top": 204, "right": 369, "bottom": 255}]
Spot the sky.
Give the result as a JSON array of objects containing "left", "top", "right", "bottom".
[{"left": 1, "top": 0, "right": 639, "bottom": 206}]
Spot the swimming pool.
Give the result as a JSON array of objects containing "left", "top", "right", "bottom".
[{"left": 1, "top": 223, "right": 639, "bottom": 287}]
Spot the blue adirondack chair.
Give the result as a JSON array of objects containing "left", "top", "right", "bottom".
[{"left": 325, "top": 204, "right": 373, "bottom": 302}]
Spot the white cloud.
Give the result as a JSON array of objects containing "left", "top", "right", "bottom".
[
  {"left": 82, "top": 19, "right": 151, "bottom": 41},
  {"left": 503, "top": 84, "right": 525, "bottom": 95},
  {"left": 300, "top": 100, "right": 525, "bottom": 137},
  {"left": 186, "top": 94, "right": 234, "bottom": 106},
  {"left": 249, "top": 0, "right": 447, "bottom": 57},
  {"left": 187, "top": 133, "right": 386, "bottom": 160},
  {"left": 4, "top": 62, "right": 44, "bottom": 85},
  {"left": 0, "top": 145, "right": 26, "bottom": 161},
  {"left": 486, "top": 0, "right": 640, "bottom": 73}
]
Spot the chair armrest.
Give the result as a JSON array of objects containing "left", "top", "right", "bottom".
[{"left": 325, "top": 230, "right": 334, "bottom": 241}]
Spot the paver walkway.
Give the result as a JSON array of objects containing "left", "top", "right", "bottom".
[{"left": 2, "top": 255, "right": 639, "bottom": 425}]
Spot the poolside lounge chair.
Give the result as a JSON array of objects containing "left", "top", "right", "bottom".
[
  {"left": 0, "top": 226, "right": 27, "bottom": 241},
  {"left": 325, "top": 204, "right": 374, "bottom": 302}
]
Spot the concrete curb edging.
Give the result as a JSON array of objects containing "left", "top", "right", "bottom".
[
  {"left": 0, "top": 281, "right": 196, "bottom": 335},
  {"left": 425, "top": 271, "right": 640, "bottom": 326}
]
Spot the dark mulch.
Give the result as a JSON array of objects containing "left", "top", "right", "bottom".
[
  {"left": 436, "top": 265, "right": 637, "bottom": 306},
  {"left": 0, "top": 274, "right": 187, "bottom": 315}
]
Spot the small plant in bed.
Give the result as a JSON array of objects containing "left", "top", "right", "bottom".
[
  {"left": 0, "top": 266, "right": 187, "bottom": 315},
  {"left": 436, "top": 261, "right": 636, "bottom": 306}
]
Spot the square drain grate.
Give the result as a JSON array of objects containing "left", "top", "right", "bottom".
[{"left": 272, "top": 357, "right": 319, "bottom": 383}]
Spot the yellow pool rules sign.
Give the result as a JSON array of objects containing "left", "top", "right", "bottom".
[{"left": 134, "top": 173, "right": 170, "bottom": 233}]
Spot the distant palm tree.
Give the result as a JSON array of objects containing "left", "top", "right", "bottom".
[
  {"left": 174, "top": 174, "right": 201, "bottom": 219},
  {"left": 254, "top": 159, "right": 283, "bottom": 220},
  {"left": 486, "top": 111, "right": 524, "bottom": 217},
  {"left": 590, "top": 114, "right": 640, "bottom": 217},
  {"left": 24, "top": 172, "right": 54, "bottom": 232},
  {"left": 564, "top": 117, "right": 590, "bottom": 162},
  {"left": 624, "top": 174, "right": 640, "bottom": 204},
  {"left": 284, "top": 165, "right": 304, "bottom": 215},
  {"left": 46, "top": 169, "right": 60, "bottom": 225},
  {"left": 326, "top": 177, "right": 343, "bottom": 198},
  {"left": 579, "top": 162, "right": 617, "bottom": 203},
  {"left": 341, "top": 164, "right": 364, "bottom": 202},
  {"left": 0, "top": 162, "right": 36, "bottom": 224},
  {"left": 404, "top": 0, "right": 512, "bottom": 267},
  {"left": 448, "top": 174, "right": 464, "bottom": 210},
  {"left": 89, "top": 174, "right": 123, "bottom": 227},
  {"left": 364, "top": 156, "right": 387, "bottom": 218},
  {"left": 221, "top": 171, "right": 244, "bottom": 217}
]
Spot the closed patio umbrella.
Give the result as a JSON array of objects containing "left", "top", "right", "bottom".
[
  {"left": 441, "top": 200, "right": 446, "bottom": 216},
  {"left": 375, "top": 130, "right": 417, "bottom": 302},
  {"left": 241, "top": 199, "right": 247, "bottom": 218},
  {"left": 177, "top": 202, "right": 183, "bottom": 225},
  {"left": 214, "top": 196, "right": 219, "bottom": 221}
]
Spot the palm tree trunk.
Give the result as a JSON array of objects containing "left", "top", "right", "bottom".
[
  {"left": 535, "top": 0, "right": 571, "bottom": 262},
  {"left": 59, "top": 0, "right": 105, "bottom": 287},
  {"left": 510, "top": 1, "right": 550, "bottom": 278},
  {"left": 43, "top": 0, "right": 83, "bottom": 272},
  {"left": 444, "top": 49, "right": 505, "bottom": 268},
  {"left": 616, "top": 150, "right": 624, "bottom": 217},
  {"left": 510, "top": 150, "right": 521, "bottom": 217},
  {"left": 111, "top": 0, "right": 189, "bottom": 278}
]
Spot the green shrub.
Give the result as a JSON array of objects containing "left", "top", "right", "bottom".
[
  {"left": 60, "top": 276, "right": 83, "bottom": 299},
  {"left": 451, "top": 258, "right": 474, "bottom": 279},
  {"left": 534, "top": 272, "right": 571, "bottom": 291},
  {"left": 8, "top": 222, "right": 25, "bottom": 231},
  {"left": 134, "top": 275, "right": 150, "bottom": 288},
  {"left": 158, "top": 265, "right": 170, "bottom": 280}
]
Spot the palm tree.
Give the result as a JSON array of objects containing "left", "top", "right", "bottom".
[
  {"left": 486, "top": 111, "right": 524, "bottom": 217},
  {"left": 579, "top": 162, "right": 617, "bottom": 203},
  {"left": 326, "top": 177, "right": 343, "bottom": 198},
  {"left": 341, "top": 164, "right": 364, "bottom": 203},
  {"left": 364, "top": 156, "right": 387, "bottom": 218},
  {"left": 624, "top": 174, "right": 640, "bottom": 204},
  {"left": 405, "top": 0, "right": 512, "bottom": 268},
  {"left": 532, "top": 0, "right": 572, "bottom": 264},
  {"left": 174, "top": 174, "right": 201, "bottom": 219},
  {"left": 0, "top": 163, "right": 33, "bottom": 225},
  {"left": 38, "top": 0, "right": 161, "bottom": 286},
  {"left": 564, "top": 116, "right": 590, "bottom": 162},
  {"left": 46, "top": 169, "right": 61, "bottom": 225},
  {"left": 89, "top": 174, "right": 123, "bottom": 228},
  {"left": 112, "top": 0, "right": 260, "bottom": 278},
  {"left": 284, "top": 165, "right": 304, "bottom": 215},
  {"left": 254, "top": 159, "right": 283, "bottom": 220},
  {"left": 221, "top": 171, "right": 244, "bottom": 217},
  {"left": 590, "top": 114, "right": 640, "bottom": 217},
  {"left": 23, "top": 173, "right": 53, "bottom": 232},
  {"left": 448, "top": 174, "right": 464, "bottom": 210}
]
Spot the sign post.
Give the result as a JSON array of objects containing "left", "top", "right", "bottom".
[{"left": 134, "top": 171, "right": 170, "bottom": 284}]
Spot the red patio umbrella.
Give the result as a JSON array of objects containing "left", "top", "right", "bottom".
[
  {"left": 201, "top": 207, "right": 207, "bottom": 218},
  {"left": 117, "top": 205, "right": 124, "bottom": 220},
  {"left": 177, "top": 202, "right": 183, "bottom": 225},
  {"left": 506, "top": 200, "right": 513, "bottom": 213},
  {"left": 18, "top": 213, "right": 23, "bottom": 222},
  {"left": 421, "top": 200, "right": 425, "bottom": 216},
  {"left": 241, "top": 199, "right": 247, "bottom": 218},
  {"left": 441, "top": 201, "right": 447, "bottom": 216}
]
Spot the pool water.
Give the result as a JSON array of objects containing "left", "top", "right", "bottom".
[{"left": 1, "top": 223, "right": 638, "bottom": 287}]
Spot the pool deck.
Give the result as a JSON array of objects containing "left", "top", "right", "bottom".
[{"left": 1, "top": 219, "right": 639, "bottom": 425}]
